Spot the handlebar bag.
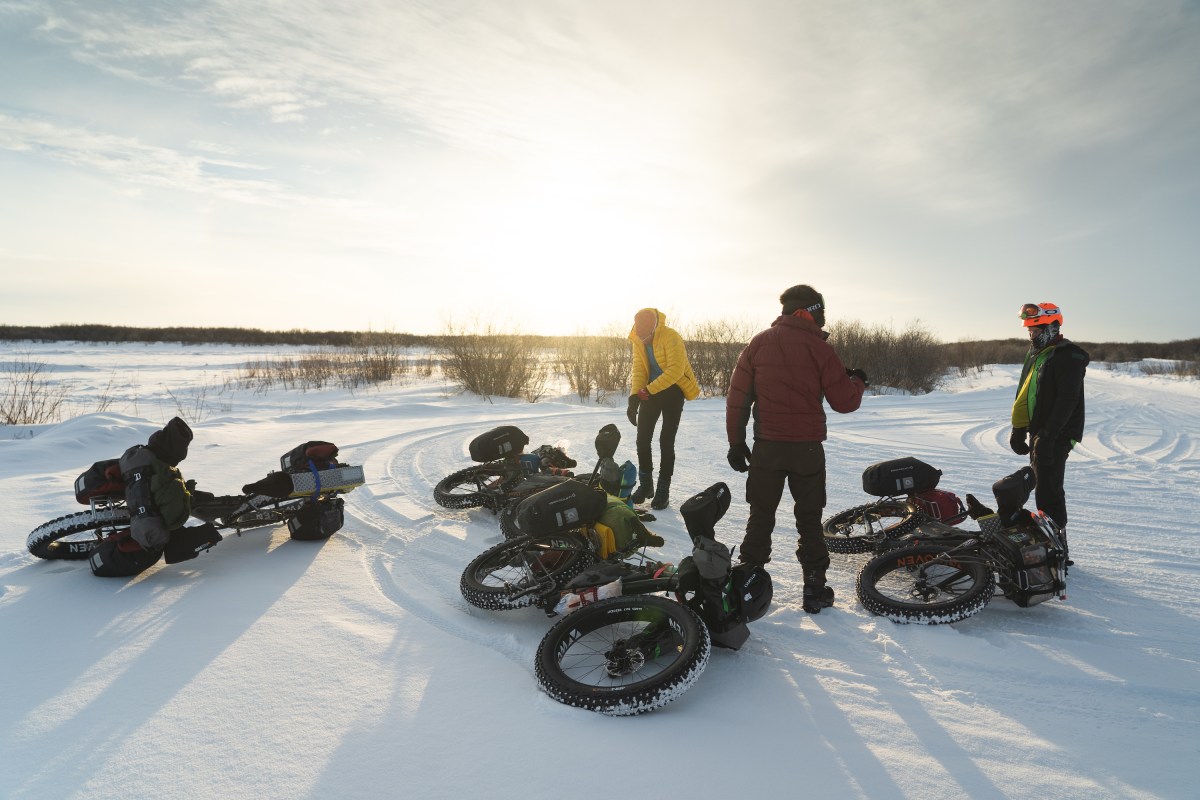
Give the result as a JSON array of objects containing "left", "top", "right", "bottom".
[
  {"left": 469, "top": 426, "right": 529, "bottom": 462},
  {"left": 861, "top": 457, "right": 941, "bottom": 496}
]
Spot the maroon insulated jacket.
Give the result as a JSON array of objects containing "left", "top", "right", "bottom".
[{"left": 726, "top": 314, "right": 865, "bottom": 444}]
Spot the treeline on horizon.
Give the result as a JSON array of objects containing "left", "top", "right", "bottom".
[{"left": 2, "top": 323, "right": 1198, "bottom": 366}]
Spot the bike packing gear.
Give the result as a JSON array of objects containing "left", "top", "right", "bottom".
[
  {"left": 861, "top": 457, "right": 941, "bottom": 497},
  {"left": 467, "top": 426, "right": 529, "bottom": 462},
  {"left": 164, "top": 523, "right": 223, "bottom": 563},
  {"left": 89, "top": 530, "right": 163, "bottom": 577},
  {"left": 287, "top": 497, "right": 345, "bottom": 540}
]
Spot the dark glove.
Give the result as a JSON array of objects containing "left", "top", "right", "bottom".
[
  {"left": 727, "top": 442, "right": 752, "bottom": 473},
  {"left": 1009, "top": 427, "right": 1030, "bottom": 455},
  {"left": 846, "top": 368, "right": 869, "bottom": 386},
  {"left": 626, "top": 395, "right": 640, "bottom": 426}
]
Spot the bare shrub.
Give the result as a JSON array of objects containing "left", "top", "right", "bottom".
[
  {"left": 440, "top": 321, "right": 548, "bottom": 402},
  {"left": 684, "top": 319, "right": 755, "bottom": 397},
  {"left": 828, "top": 319, "right": 949, "bottom": 394},
  {"left": 942, "top": 339, "right": 1028, "bottom": 374},
  {"left": 553, "top": 327, "right": 630, "bottom": 403},
  {"left": 1140, "top": 359, "right": 1199, "bottom": 379},
  {"left": 1, "top": 355, "right": 70, "bottom": 425},
  {"left": 235, "top": 336, "right": 412, "bottom": 393}
]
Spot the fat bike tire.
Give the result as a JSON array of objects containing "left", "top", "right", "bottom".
[
  {"left": 460, "top": 533, "right": 594, "bottom": 611},
  {"left": 434, "top": 463, "right": 521, "bottom": 510},
  {"left": 535, "top": 595, "right": 711, "bottom": 716},
  {"left": 824, "top": 500, "right": 927, "bottom": 554},
  {"left": 27, "top": 508, "right": 131, "bottom": 560},
  {"left": 856, "top": 543, "right": 994, "bottom": 624},
  {"left": 498, "top": 501, "right": 524, "bottom": 539}
]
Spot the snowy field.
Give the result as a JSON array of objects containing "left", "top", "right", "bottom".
[{"left": 2, "top": 341, "right": 1198, "bottom": 800}]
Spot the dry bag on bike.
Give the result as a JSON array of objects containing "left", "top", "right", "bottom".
[
  {"left": 730, "top": 562, "right": 773, "bottom": 623},
  {"left": 862, "top": 458, "right": 941, "bottom": 496},
  {"left": 469, "top": 426, "right": 529, "bottom": 462},
  {"left": 281, "top": 441, "right": 339, "bottom": 472},
  {"left": 516, "top": 481, "right": 606, "bottom": 535},
  {"left": 74, "top": 458, "right": 124, "bottom": 504},
  {"left": 912, "top": 489, "right": 967, "bottom": 525},
  {"left": 287, "top": 497, "right": 345, "bottom": 541},
  {"left": 679, "top": 482, "right": 732, "bottom": 542},
  {"left": 992, "top": 466, "right": 1036, "bottom": 520}
]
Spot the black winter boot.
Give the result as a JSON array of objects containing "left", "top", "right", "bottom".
[
  {"left": 802, "top": 568, "right": 834, "bottom": 613},
  {"left": 631, "top": 471, "right": 654, "bottom": 505},
  {"left": 650, "top": 474, "right": 671, "bottom": 510}
]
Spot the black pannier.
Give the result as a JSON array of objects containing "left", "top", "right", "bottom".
[
  {"left": 992, "top": 466, "right": 1036, "bottom": 519},
  {"left": 861, "top": 457, "right": 941, "bottom": 497},
  {"left": 992, "top": 522, "right": 1061, "bottom": 607},
  {"left": 281, "top": 441, "right": 340, "bottom": 472},
  {"left": 516, "top": 481, "right": 606, "bottom": 536},
  {"left": 287, "top": 498, "right": 345, "bottom": 541},
  {"left": 679, "top": 482, "right": 732, "bottom": 542},
  {"left": 469, "top": 426, "right": 529, "bottom": 462},
  {"left": 74, "top": 458, "right": 124, "bottom": 505}
]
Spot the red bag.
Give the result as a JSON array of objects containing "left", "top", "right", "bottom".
[{"left": 912, "top": 489, "right": 967, "bottom": 525}]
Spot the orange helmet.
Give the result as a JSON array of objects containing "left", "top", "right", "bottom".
[{"left": 1019, "top": 302, "right": 1063, "bottom": 328}]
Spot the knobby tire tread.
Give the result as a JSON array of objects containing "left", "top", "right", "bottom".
[
  {"left": 460, "top": 533, "right": 594, "bottom": 610},
  {"left": 824, "top": 500, "right": 927, "bottom": 554},
  {"left": 856, "top": 543, "right": 994, "bottom": 624},
  {"left": 535, "top": 595, "right": 711, "bottom": 716},
  {"left": 27, "top": 507, "right": 131, "bottom": 560}
]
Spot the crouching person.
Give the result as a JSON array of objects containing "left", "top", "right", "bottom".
[{"left": 91, "top": 417, "right": 217, "bottom": 577}]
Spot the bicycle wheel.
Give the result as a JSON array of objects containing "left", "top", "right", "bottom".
[
  {"left": 460, "top": 533, "right": 594, "bottom": 610},
  {"left": 535, "top": 595, "right": 711, "bottom": 716},
  {"left": 27, "top": 507, "right": 131, "bottom": 560},
  {"left": 856, "top": 543, "right": 994, "bottom": 624},
  {"left": 824, "top": 500, "right": 926, "bottom": 554},
  {"left": 498, "top": 501, "right": 524, "bottom": 539},
  {"left": 223, "top": 497, "right": 306, "bottom": 530},
  {"left": 434, "top": 463, "right": 522, "bottom": 510}
]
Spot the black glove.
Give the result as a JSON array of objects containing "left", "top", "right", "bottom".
[
  {"left": 727, "top": 442, "right": 752, "bottom": 473},
  {"left": 1009, "top": 427, "right": 1030, "bottom": 455},
  {"left": 626, "top": 395, "right": 639, "bottom": 426},
  {"left": 846, "top": 368, "right": 869, "bottom": 386}
]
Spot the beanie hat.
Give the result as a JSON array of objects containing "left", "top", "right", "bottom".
[
  {"left": 634, "top": 309, "right": 658, "bottom": 341},
  {"left": 147, "top": 416, "right": 193, "bottom": 466},
  {"left": 780, "top": 285, "right": 825, "bottom": 328}
]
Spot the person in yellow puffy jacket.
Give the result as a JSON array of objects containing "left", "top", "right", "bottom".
[{"left": 626, "top": 308, "right": 700, "bottom": 510}]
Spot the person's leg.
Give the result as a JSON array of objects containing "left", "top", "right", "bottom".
[
  {"left": 784, "top": 442, "right": 832, "bottom": 612},
  {"left": 651, "top": 386, "right": 685, "bottom": 509},
  {"left": 633, "top": 398, "right": 664, "bottom": 503},
  {"left": 1033, "top": 442, "right": 1071, "bottom": 529},
  {"left": 739, "top": 440, "right": 786, "bottom": 565}
]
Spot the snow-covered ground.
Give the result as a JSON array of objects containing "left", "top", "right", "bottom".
[{"left": 2, "top": 341, "right": 1197, "bottom": 800}]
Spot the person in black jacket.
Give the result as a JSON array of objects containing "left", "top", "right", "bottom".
[{"left": 1009, "top": 303, "right": 1089, "bottom": 551}]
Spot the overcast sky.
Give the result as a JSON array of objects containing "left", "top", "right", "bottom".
[{"left": 2, "top": 1, "right": 1198, "bottom": 342}]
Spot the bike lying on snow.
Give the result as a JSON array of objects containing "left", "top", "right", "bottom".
[
  {"left": 432, "top": 425, "right": 578, "bottom": 513},
  {"left": 853, "top": 463, "right": 1069, "bottom": 624},
  {"left": 822, "top": 456, "right": 970, "bottom": 554},
  {"left": 27, "top": 422, "right": 364, "bottom": 572},
  {"left": 533, "top": 482, "right": 772, "bottom": 715}
]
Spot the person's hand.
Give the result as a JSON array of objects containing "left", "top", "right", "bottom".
[
  {"left": 1009, "top": 428, "right": 1030, "bottom": 455},
  {"left": 846, "top": 368, "right": 869, "bottom": 386},
  {"left": 637, "top": 388, "right": 650, "bottom": 401},
  {"left": 726, "top": 442, "right": 752, "bottom": 472},
  {"left": 626, "top": 395, "right": 639, "bottom": 426}
]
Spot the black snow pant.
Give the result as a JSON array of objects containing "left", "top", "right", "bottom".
[
  {"left": 635, "top": 384, "right": 685, "bottom": 481},
  {"left": 739, "top": 439, "right": 828, "bottom": 577}
]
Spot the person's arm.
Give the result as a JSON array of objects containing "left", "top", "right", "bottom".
[
  {"left": 820, "top": 346, "right": 864, "bottom": 414},
  {"left": 645, "top": 330, "right": 691, "bottom": 394}
]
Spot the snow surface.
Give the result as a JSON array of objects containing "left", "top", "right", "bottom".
[{"left": 2, "top": 342, "right": 1198, "bottom": 800}]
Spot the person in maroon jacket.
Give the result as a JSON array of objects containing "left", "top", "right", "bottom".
[{"left": 725, "top": 285, "right": 867, "bottom": 613}]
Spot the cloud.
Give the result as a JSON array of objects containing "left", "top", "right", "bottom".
[{"left": 0, "top": 113, "right": 294, "bottom": 205}]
